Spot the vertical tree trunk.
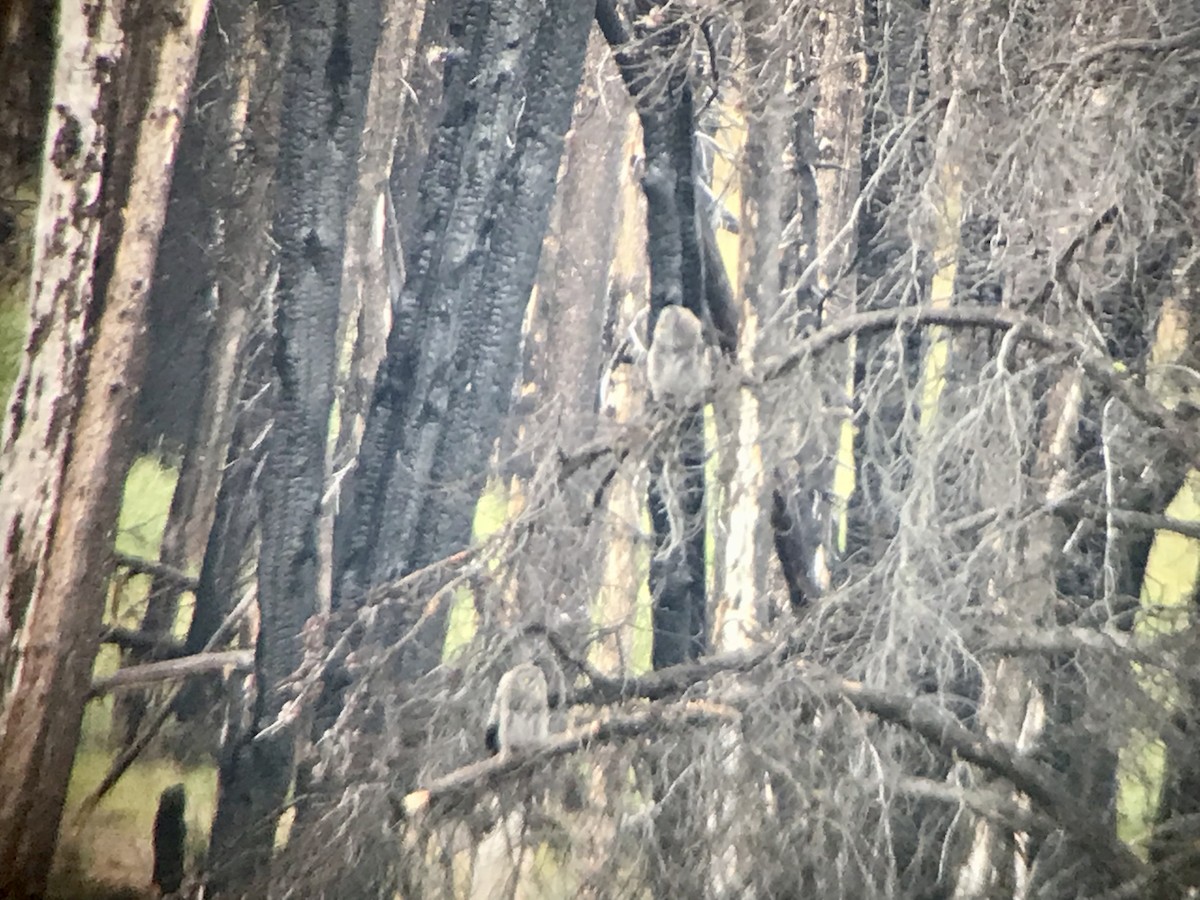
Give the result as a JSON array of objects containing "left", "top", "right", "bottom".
[
  {"left": 331, "top": 0, "right": 593, "bottom": 669},
  {"left": 0, "top": 1, "right": 209, "bottom": 894},
  {"left": 118, "top": 0, "right": 275, "bottom": 746},
  {"left": 333, "top": 0, "right": 427, "bottom": 463},
  {"left": 502, "top": 33, "right": 629, "bottom": 641},
  {"left": 594, "top": 120, "right": 651, "bottom": 675},
  {"left": 596, "top": 0, "right": 709, "bottom": 671},
  {"left": 205, "top": 0, "right": 381, "bottom": 891},
  {"left": 717, "top": 3, "right": 792, "bottom": 648},
  {"left": 0, "top": 0, "right": 125, "bottom": 697}
]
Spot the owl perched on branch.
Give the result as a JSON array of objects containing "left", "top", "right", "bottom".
[
  {"left": 647, "top": 305, "right": 711, "bottom": 409},
  {"left": 485, "top": 663, "right": 550, "bottom": 758}
]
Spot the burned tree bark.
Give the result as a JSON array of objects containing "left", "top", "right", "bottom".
[
  {"left": 118, "top": 0, "right": 282, "bottom": 747},
  {"left": 332, "top": 0, "right": 593, "bottom": 661},
  {"left": 204, "top": 0, "right": 381, "bottom": 892},
  {"left": 272, "top": 3, "right": 592, "bottom": 896},
  {"left": 152, "top": 783, "right": 188, "bottom": 896},
  {"left": 597, "top": 0, "right": 709, "bottom": 670}
]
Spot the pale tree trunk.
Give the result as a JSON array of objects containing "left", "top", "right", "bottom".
[
  {"left": 593, "top": 116, "right": 650, "bottom": 676},
  {"left": 500, "top": 33, "right": 627, "bottom": 641},
  {"left": 0, "top": 0, "right": 125, "bottom": 694},
  {"left": 808, "top": 0, "right": 865, "bottom": 553},
  {"left": 120, "top": 0, "right": 276, "bottom": 746},
  {"left": 715, "top": 4, "right": 788, "bottom": 651},
  {"left": 956, "top": 372, "right": 1081, "bottom": 898},
  {"left": 0, "top": 1, "right": 209, "bottom": 895}
]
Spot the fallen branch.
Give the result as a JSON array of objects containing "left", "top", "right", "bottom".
[
  {"left": 88, "top": 649, "right": 253, "bottom": 698},
  {"left": 834, "top": 673, "right": 1145, "bottom": 884},
  {"left": 759, "top": 304, "right": 1199, "bottom": 471},
  {"left": 527, "top": 622, "right": 774, "bottom": 706},
  {"left": 894, "top": 775, "right": 1051, "bottom": 835},
  {"left": 534, "top": 642, "right": 1145, "bottom": 884},
  {"left": 1051, "top": 501, "right": 1200, "bottom": 542}
]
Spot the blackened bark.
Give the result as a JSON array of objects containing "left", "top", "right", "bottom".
[
  {"left": 332, "top": 0, "right": 593, "bottom": 679},
  {"left": 597, "top": 0, "right": 708, "bottom": 669},
  {"left": 152, "top": 783, "right": 188, "bottom": 895},
  {"left": 205, "top": 0, "right": 380, "bottom": 891},
  {"left": 174, "top": 337, "right": 272, "bottom": 723},
  {"left": 387, "top": 0, "right": 454, "bottom": 256}
]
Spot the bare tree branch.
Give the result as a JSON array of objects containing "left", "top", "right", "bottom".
[
  {"left": 834, "top": 674, "right": 1145, "bottom": 883},
  {"left": 99, "top": 625, "right": 186, "bottom": 658},
  {"left": 113, "top": 550, "right": 199, "bottom": 592},
  {"left": 399, "top": 699, "right": 740, "bottom": 818},
  {"left": 88, "top": 649, "right": 253, "bottom": 697},
  {"left": 74, "top": 586, "right": 257, "bottom": 821}
]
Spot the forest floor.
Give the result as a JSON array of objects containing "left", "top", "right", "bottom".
[{"left": 48, "top": 458, "right": 218, "bottom": 898}]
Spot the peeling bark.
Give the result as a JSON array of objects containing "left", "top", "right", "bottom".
[{"left": 0, "top": 0, "right": 209, "bottom": 893}]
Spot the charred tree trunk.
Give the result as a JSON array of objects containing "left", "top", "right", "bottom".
[
  {"left": 205, "top": 0, "right": 381, "bottom": 892},
  {"left": 277, "top": 2, "right": 591, "bottom": 896},
  {"left": 596, "top": 4, "right": 711, "bottom": 894},
  {"left": 331, "top": 0, "right": 592, "bottom": 664},
  {"left": 0, "top": 1, "right": 209, "bottom": 894},
  {"left": 333, "top": 0, "right": 427, "bottom": 466},
  {"left": 596, "top": 0, "right": 708, "bottom": 671}
]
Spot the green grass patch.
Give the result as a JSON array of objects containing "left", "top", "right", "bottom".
[
  {"left": 56, "top": 744, "right": 217, "bottom": 894},
  {"left": 0, "top": 286, "right": 24, "bottom": 405},
  {"left": 0, "top": 181, "right": 38, "bottom": 405},
  {"left": 442, "top": 479, "right": 510, "bottom": 658}
]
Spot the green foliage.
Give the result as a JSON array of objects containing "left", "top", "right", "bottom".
[
  {"left": 109, "top": 456, "right": 185, "bottom": 636},
  {"left": 115, "top": 456, "right": 178, "bottom": 560},
  {"left": 443, "top": 479, "right": 509, "bottom": 658}
]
